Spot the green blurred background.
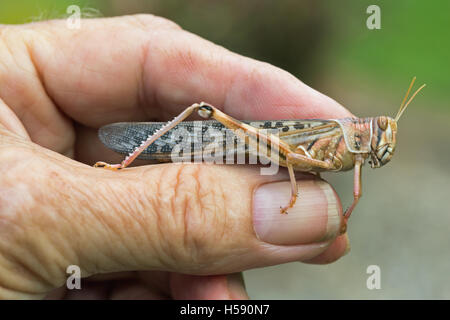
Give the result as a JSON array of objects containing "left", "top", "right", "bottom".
[{"left": 1, "top": 0, "right": 449, "bottom": 299}]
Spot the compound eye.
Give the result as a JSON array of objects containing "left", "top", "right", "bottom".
[
  {"left": 198, "top": 105, "right": 213, "bottom": 118},
  {"left": 377, "top": 117, "right": 388, "bottom": 130}
]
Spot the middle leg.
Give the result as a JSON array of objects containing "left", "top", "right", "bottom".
[{"left": 280, "top": 163, "right": 298, "bottom": 214}]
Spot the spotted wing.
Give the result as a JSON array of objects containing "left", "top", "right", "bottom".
[{"left": 98, "top": 119, "right": 340, "bottom": 161}]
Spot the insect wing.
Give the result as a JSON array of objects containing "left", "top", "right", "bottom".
[
  {"left": 99, "top": 121, "right": 240, "bottom": 161},
  {"left": 98, "top": 119, "right": 341, "bottom": 161}
]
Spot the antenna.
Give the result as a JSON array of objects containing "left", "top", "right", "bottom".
[{"left": 395, "top": 77, "right": 426, "bottom": 122}]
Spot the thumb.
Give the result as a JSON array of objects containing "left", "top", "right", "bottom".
[
  {"left": 0, "top": 140, "right": 343, "bottom": 298},
  {"left": 82, "top": 163, "right": 343, "bottom": 271}
]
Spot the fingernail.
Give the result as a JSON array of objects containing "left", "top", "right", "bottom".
[
  {"left": 253, "top": 180, "right": 341, "bottom": 245},
  {"left": 227, "top": 273, "right": 249, "bottom": 300}
]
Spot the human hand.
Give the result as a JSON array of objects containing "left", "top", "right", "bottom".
[{"left": 0, "top": 15, "right": 351, "bottom": 299}]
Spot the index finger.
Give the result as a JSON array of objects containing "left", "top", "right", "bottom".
[{"left": 11, "top": 15, "right": 351, "bottom": 129}]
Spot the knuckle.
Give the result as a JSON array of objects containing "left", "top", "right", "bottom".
[
  {"left": 126, "top": 14, "right": 182, "bottom": 32},
  {"left": 153, "top": 164, "right": 229, "bottom": 266}
]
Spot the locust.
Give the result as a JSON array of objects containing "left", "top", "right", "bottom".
[{"left": 94, "top": 77, "right": 425, "bottom": 233}]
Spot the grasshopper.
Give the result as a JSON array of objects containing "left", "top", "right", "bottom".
[{"left": 95, "top": 77, "right": 425, "bottom": 233}]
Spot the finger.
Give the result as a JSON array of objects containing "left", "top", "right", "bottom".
[
  {"left": 303, "top": 233, "right": 350, "bottom": 264},
  {"left": 137, "top": 271, "right": 171, "bottom": 296},
  {"left": 85, "top": 165, "right": 341, "bottom": 271},
  {"left": 109, "top": 279, "right": 169, "bottom": 300},
  {"left": 30, "top": 15, "right": 351, "bottom": 121},
  {"left": 63, "top": 281, "right": 110, "bottom": 300},
  {"left": 169, "top": 273, "right": 248, "bottom": 300},
  {"left": 86, "top": 271, "right": 137, "bottom": 282},
  {"left": 44, "top": 286, "right": 67, "bottom": 300},
  {"left": 0, "top": 98, "right": 30, "bottom": 140},
  {"left": 135, "top": 270, "right": 247, "bottom": 300},
  {"left": 48, "top": 271, "right": 171, "bottom": 299},
  {"left": 0, "top": 15, "right": 351, "bottom": 156}
]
